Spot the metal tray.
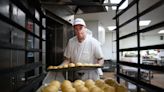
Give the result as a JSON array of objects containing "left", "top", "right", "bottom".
[{"left": 47, "top": 66, "right": 103, "bottom": 72}]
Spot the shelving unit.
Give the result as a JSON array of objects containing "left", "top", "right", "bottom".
[
  {"left": 0, "top": 0, "right": 46, "bottom": 92},
  {"left": 114, "top": 0, "right": 164, "bottom": 92}
]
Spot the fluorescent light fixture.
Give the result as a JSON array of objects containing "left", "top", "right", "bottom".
[
  {"left": 104, "top": 0, "right": 108, "bottom": 3},
  {"left": 105, "top": 6, "right": 109, "bottom": 11},
  {"left": 99, "top": 26, "right": 105, "bottom": 32},
  {"left": 158, "top": 30, "right": 164, "bottom": 34},
  {"left": 110, "top": 0, "right": 128, "bottom": 10},
  {"left": 139, "top": 20, "right": 151, "bottom": 26},
  {"left": 107, "top": 26, "right": 116, "bottom": 31},
  {"left": 103, "top": 0, "right": 109, "bottom": 11}
]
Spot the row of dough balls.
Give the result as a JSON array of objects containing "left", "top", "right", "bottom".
[
  {"left": 47, "top": 63, "right": 101, "bottom": 69},
  {"left": 42, "top": 79, "right": 127, "bottom": 92}
]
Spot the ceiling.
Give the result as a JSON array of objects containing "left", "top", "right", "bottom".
[
  {"left": 75, "top": 0, "right": 164, "bottom": 36},
  {"left": 40, "top": 0, "right": 109, "bottom": 14},
  {"left": 41, "top": 0, "right": 164, "bottom": 35}
]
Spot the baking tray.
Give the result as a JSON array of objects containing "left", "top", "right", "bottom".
[{"left": 47, "top": 66, "right": 103, "bottom": 72}]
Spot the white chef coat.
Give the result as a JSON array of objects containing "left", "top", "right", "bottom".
[
  {"left": 64, "top": 34, "right": 104, "bottom": 81},
  {"left": 64, "top": 34, "right": 103, "bottom": 64}
]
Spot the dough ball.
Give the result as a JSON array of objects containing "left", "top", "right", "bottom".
[
  {"left": 105, "top": 78, "right": 118, "bottom": 87},
  {"left": 61, "top": 80, "right": 72, "bottom": 90},
  {"left": 68, "top": 63, "right": 75, "bottom": 67},
  {"left": 62, "top": 87, "right": 76, "bottom": 92},
  {"left": 53, "top": 66, "right": 58, "bottom": 69},
  {"left": 85, "top": 79, "right": 95, "bottom": 88},
  {"left": 63, "top": 64, "right": 68, "bottom": 68},
  {"left": 94, "top": 64, "right": 101, "bottom": 67},
  {"left": 47, "top": 66, "right": 53, "bottom": 69},
  {"left": 57, "top": 66, "right": 63, "bottom": 69},
  {"left": 103, "top": 85, "right": 115, "bottom": 92},
  {"left": 87, "top": 84, "right": 97, "bottom": 91},
  {"left": 76, "top": 62, "right": 83, "bottom": 67},
  {"left": 49, "top": 80, "right": 60, "bottom": 88},
  {"left": 42, "top": 85, "right": 58, "bottom": 92},
  {"left": 76, "top": 86, "right": 89, "bottom": 92},
  {"left": 90, "top": 86, "right": 103, "bottom": 92},
  {"left": 73, "top": 80, "right": 85, "bottom": 88},
  {"left": 95, "top": 79, "right": 105, "bottom": 87}
]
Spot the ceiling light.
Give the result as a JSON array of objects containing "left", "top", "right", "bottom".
[
  {"left": 107, "top": 26, "right": 116, "bottom": 31},
  {"left": 110, "top": 0, "right": 121, "bottom": 3},
  {"left": 158, "top": 30, "right": 164, "bottom": 34},
  {"left": 103, "top": 0, "right": 109, "bottom": 11},
  {"left": 105, "top": 6, "right": 109, "bottom": 11},
  {"left": 104, "top": 0, "right": 108, "bottom": 3},
  {"left": 139, "top": 20, "right": 151, "bottom": 26},
  {"left": 99, "top": 26, "right": 105, "bottom": 32},
  {"left": 110, "top": 0, "right": 128, "bottom": 10}
]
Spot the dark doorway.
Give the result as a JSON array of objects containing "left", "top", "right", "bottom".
[{"left": 46, "top": 19, "right": 64, "bottom": 67}]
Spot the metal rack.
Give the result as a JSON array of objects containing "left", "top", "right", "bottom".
[
  {"left": 0, "top": 0, "right": 46, "bottom": 92},
  {"left": 114, "top": 0, "right": 164, "bottom": 92}
]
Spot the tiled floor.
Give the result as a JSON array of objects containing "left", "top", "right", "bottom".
[
  {"left": 151, "top": 72, "right": 164, "bottom": 89},
  {"left": 102, "top": 72, "right": 115, "bottom": 79}
]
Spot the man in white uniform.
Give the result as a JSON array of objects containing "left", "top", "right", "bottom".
[
  {"left": 62, "top": 18, "right": 104, "bottom": 80},
  {"left": 156, "top": 49, "right": 164, "bottom": 65},
  {"left": 42, "top": 18, "right": 104, "bottom": 84}
]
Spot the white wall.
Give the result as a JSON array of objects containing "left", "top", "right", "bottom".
[
  {"left": 98, "top": 26, "right": 105, "bottom": 45},
  {"left": 101, "top": 31, "right": 164, "bottom": 60},
  {"left": 84, "top": 24, "right": 116, "bottom": 60},
  {"left": 101, "top": 31, "right": 114, "bottom": 60},
  {"left": 119, "top": 34, "right": 164, "bottom": 48},
  {"left": 120, "top": 36, "right": 137, "bottom": 49},
  {"left": 85, "top": 20, "right": 99, "bottom": 40},
  {"left": 86, "top": 20, "right": 111, "bottom": 60},
  {"left": 140, "top": 35, "right": 164, "bottom": 46}
]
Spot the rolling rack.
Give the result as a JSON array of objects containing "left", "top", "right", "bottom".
[
  {"left": 113, "top": 0, "right": 164, "bottom": 92},
  {"left": 0, "top": 0, "right": 46, "bottom": 92}
]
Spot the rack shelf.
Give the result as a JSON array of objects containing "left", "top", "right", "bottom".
[
  {"left": 117, "top": 73, "right": 164, "bottom": 92},
  {"left": 0, "top": 40, "right": 41, "bottom": 52},
  {"left": 0, "top": 62, "right": 43, "bottom": 76},
  {"left": 11, "top": 0, "right": 45, "bottom": 29},
  {"left": 119, "top": 61, "right": 164, "bottom": 72},
  {"left": 17, "top": 73, "right": 46, "bottom": 92},
  {"left": 118, "top": 21, "right": 164, "bottom": 40},
  {"left": 119, "top": 44, "right": 164, "bottom": 51},
  {"left": 0, "top": 13, "right": 45, "bottom": 41}
]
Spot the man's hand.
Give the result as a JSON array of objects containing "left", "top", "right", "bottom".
[
  {"left": 60, "top": 57, "right": 70, "bottom": 66},
  {"left": 97, "top": 58, "right": 104, "bottom": 66}
]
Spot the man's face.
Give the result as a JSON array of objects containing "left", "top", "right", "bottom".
[{"left": 74, "top": 24, "right": 86, "bottom": 40}]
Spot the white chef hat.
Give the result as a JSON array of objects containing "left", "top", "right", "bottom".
[{"left": 73, "top": 18, "right": 86, "bottom": 26}]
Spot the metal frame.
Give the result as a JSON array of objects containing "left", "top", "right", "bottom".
[
  {"left": 0, "top": 0, "right": 46, "bottom": 92},
  {"left": 114, "top": 0, "right": 164, "bottom": 92},
  {"left": 11, "top": 0, "right": 45, "bottom": 29},
  {"left": 17, "top": 74, "right": 45, "bottom": 92},
  {"left": 0, "top": 13, "right": 44, "bottom": 40},
  {"left": 0, "top": 62, "right": 43, "bottom": 76}
]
